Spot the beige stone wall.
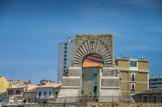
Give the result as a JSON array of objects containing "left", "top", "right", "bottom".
[
  {"left": 138, "top": 61, "right": 149, "bottom": 72},
  {"left": 136, "top": 72, "right": 148, "bottom": 82},
  {"left": 120, "top": 71, "right": 129, "bottom": 81},
  {"left": 135, "top": 83, "right": 148, "bottom": 93},
  {"left": 116, "top": 60, "right": 129, "bottom": 71},
  {"left": 120, "top": 71, "right": 148, "bottom": 96}
]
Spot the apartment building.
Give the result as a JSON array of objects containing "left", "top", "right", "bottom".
[
  {"left": 57, "top": 38, "right": 73, "bottom": 83},
  {"left": 115, "top": 57, "right": 149, "bottom": 96},
  {"left": 150, "top": 75, "right": 162, "bottom": 89}
]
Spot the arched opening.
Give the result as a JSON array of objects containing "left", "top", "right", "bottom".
[{"left": 82, "top": 54, "right": 104, "bottom": 97}]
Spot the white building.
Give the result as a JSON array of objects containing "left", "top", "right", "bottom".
[
  {"left": 150, "top": 75, "right": 162, "bottom": 89},
  {"left": 36, "top": 84, "right": 60, "bottom": 103},
  {"left": 57, "top": 38, "right": 73, "bottom": 83}
]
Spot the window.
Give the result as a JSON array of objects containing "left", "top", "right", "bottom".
[
  {"left": 64, "top": 43, "right": 67, "bottom": 45},
  {"left": 49, "top": 91, "right": 51, "bottom": 96},
  {"left": 39, "top": 92, "right": 41, "bottom": 97},
  {"left": 153, "top": 95, "right": 157, "bottom": 103},
  {"left": 64, "top": 66, "right": 66, "bottom": 69},
  {"left": 142, "top": 95, "right": 148, "bottom": 102},
  {"left": 55, "top": 92, "right": 58, "bottom": 97},
  {"left": 160, "top": 95, "right": 162, "bottom": 102},
  {"left": 82, "top": 90, "right": 84, "bottom": 94},
  {"left": 130, "top": 61, "right": 137, "bottom": 67},
  {"left": 93, "top": 78, "right": 97, "bottom": 86},
  {"left": 64, "top": 55, "right": 67, "bottom": 57},
  {"left": 136, "top": 96, "right": 138, "bottom": 102},
  {"left": 82, "top": 78, "right": 84, "bottom": 89},
  {"left": 82, "top": 69, "right": 84, "bottom": 76},
  {"left": 131, "top": 83, "right": 135, "bottom": 91},
  {"left": 8, "top": 90, "right": 14, "bottom": 95},
  {"left": 131, "top": 73, "right": 135, "bottom": 81},
  {"left": 64, "top": 51, "right": 67, "bottom": 53},
  {"left": 93, "top": 69, "right": 98, "bottom": 75},
  {"left": 16, "top": 90, "right": 21, "bottom": 94},
  {"left": 64, "top": 62, "right": 66, "bottom": 65},
  {"left": 44, "top": 91, "right": 47, "bottom": 96},
  {"left": 64, "top": 47, "right": 67, "bottom": 49}
]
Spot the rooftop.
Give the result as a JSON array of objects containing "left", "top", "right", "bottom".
[
  {"left": 25, "top": 88, "right": 36, "bottom": 93},
  {"left": 38, "top": 83, "right": 61, "bottom": 88},
  {"left": 150, "top": 75, "right": 162, "bottom": 79},
  {"left": 136, "top": 88, "right": 162, "bottom": 95},
  {"left": 115, "top": 57, "right": 149, "bottom": 62}
]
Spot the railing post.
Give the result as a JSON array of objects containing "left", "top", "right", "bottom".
[
  {"left": 112, "top": 95, "right": 113, "bottom": 103},
  {"left": 64, "top": 97, "right": 66, "bottom": 104}
]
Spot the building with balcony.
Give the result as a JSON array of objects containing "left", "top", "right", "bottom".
[
  {"left": 115, "top": 57, "right": 149, "bottom": 97},
  {"left": 149, "top": 75, "right": 162, "bottom": 89},
  {"left": 6, "top": 86, "right": 27, "bottom": 103}
]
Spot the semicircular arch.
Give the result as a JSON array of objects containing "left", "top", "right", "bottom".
[{"left": 72, "top": 39, "right": 112, "bottom": 67}]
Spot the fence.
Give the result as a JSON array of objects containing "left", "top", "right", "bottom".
[
  {"left": 1, "top": 96, "right": 162, "bottom": 106},
  {"left": 55, "top": 96, "right": 133, "bottom": 103}
]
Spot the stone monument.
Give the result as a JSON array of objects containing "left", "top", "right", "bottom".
[{"left": 57, "top": 34, "right": 121, "bottom": 103}]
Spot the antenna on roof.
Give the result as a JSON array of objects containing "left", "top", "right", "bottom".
[
  {"left": 120, "top": 54, "right": 122, "bottom": 58},
  {"left": 141, "top": 54, "right": 144, "bottom": 59}
]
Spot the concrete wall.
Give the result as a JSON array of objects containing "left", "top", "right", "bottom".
[{"left": 57, "top": 41, "right": 73, "bottom": 83}]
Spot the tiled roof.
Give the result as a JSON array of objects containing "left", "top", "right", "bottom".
[
  {"left": 38, "top": 83, "right": 60, "bottom": 88},
  {"left": 83, "top": 61, "right": 103, "bottom": 68},
  {"left": 25, "top": 88, "right": 36, "bottom": 93},
  {"left": 137, "top": 88, "right": 162, "bottom": 94}
]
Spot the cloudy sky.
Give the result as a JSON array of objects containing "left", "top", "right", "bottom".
[{"left": 0, "top": 0, "right": 162, "bottom": 84}]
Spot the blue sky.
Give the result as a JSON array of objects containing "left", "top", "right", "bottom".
[{"left": 0, "top": 0, "right": 162, "bottom": 84}]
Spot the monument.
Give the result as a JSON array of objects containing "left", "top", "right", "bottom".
[{"left": 57, "top": 34, "right": 121, "bottom": 102}]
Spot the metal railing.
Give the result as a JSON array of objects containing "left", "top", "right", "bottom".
[{"left": 55, "top": 96, "right": 130, "bottom": 103}]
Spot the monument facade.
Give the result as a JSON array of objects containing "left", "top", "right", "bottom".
[{"left": 57, "top": 34, "right": 121, "bottom": 102}]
